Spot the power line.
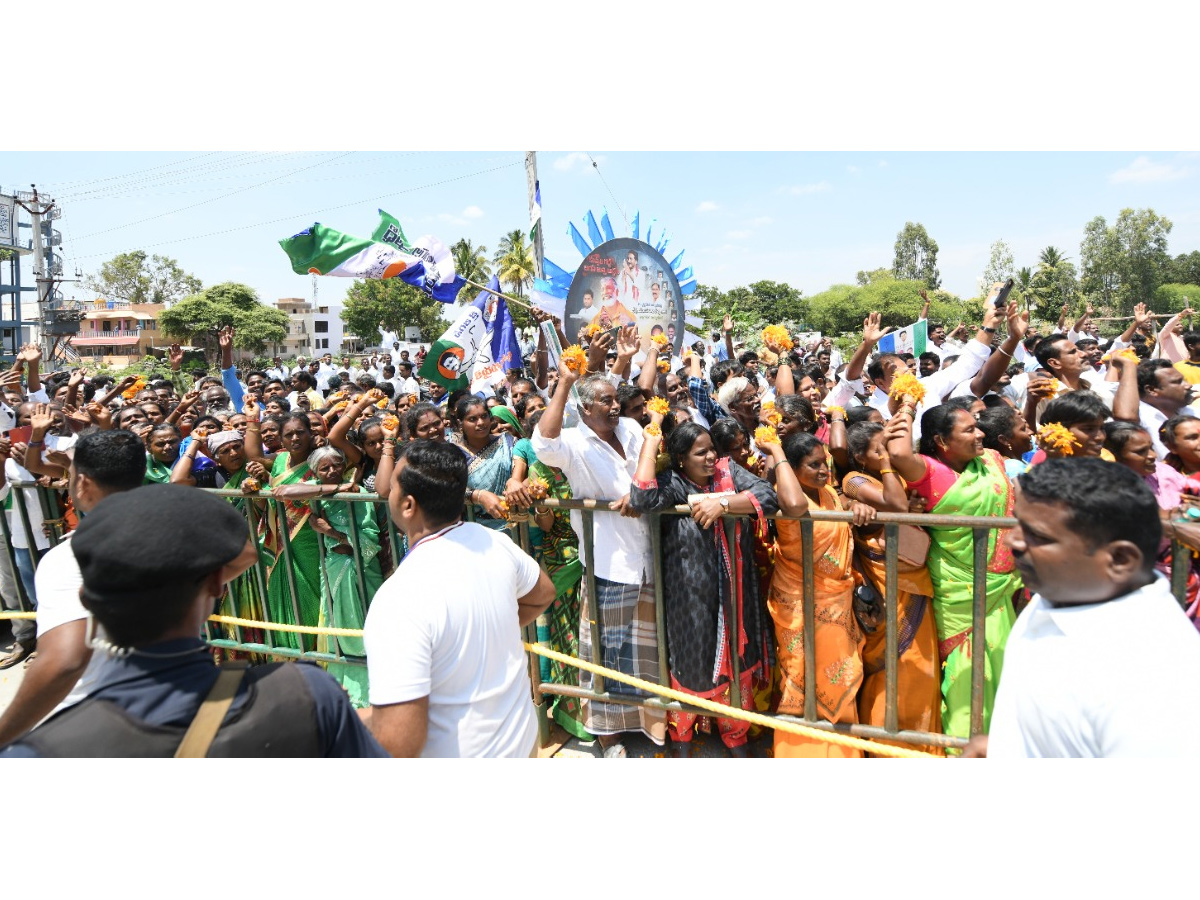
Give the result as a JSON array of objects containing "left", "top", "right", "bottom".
[
  {"left": 71, "top": 158, "right": 525, "bottom": 262},
  {"left": 587, "top": 152, "right": 628, "bottom": 234},
  {"left": 45, "top": 151, "right": 224, "bottom": 191}
]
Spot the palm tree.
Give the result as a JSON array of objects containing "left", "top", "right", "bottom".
[
  {"left": 492, "top": 229, "right": 536, "bottom": 298},
  {"left": 451, "top": 238, "right": 491, "bottom": 290},
  {"left": 1039, "top": 246, "right": 1066, "bottom": 268}
]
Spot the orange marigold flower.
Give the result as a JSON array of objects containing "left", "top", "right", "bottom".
[
  {"left": 644, "top": 423, "right": 662, "bottom": 438},
  {"left": 1037, "top": 422, "right": 1079, "bottom": 456},
  {"left": 585, "top": 322, "right": 602, "bottom": 338},
  {"left": 889, "top": 372, "right": 926, "bottom": 404},
  {"left": 651, "top": 333, "right": 669, "bottom": 348},
  {"left": 825, "top": 405, "right": 846, "bottom": 419},
  {"left": 761, "top": 325, "right": 794, "bottom": 351},
  {"left": 381, "top": 414, "right": 400, "bottom": 431},
  {"left": 656, "top": 358, "right": 670, "bottom": 373},
  {"left": 561, "top": 345, "right": 588, "bottom": 374},
  {"left": 766, "top": 411, "right": 782, "bottom": 427},
  {"left": 647, "top": 397, "right": 670, "bottom": 416},
  {"left": 754, "top": 425, "right": 780, "bottom": 445}
]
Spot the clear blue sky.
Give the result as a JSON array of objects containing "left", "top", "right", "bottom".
[{"left": 4, "top": 151, "right": 1199, "bottom": 321}]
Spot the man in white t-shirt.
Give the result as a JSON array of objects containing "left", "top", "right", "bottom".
[
  {"left": 363, "top": 440, "right": 555, "bottom": 758},
  {"left": 0, "top": 430, "right": 147, "bottom": 747},
  {"left": 972, "top": 459, "right": 1200, "bottom": 758}
]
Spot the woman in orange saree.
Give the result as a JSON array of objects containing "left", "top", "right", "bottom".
[
  {"left": 765, "top": 431, "right": 878, "bottom": 758},
  {"left": 840, "top": 420, "right": 941, "bottom": 739}
]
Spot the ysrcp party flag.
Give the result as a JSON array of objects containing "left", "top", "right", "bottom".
[
  {"left": 470, "top": 277, "right": 522, "bottom": 393},
  {"left": 280, "top": 223, "right": 425, "bottom": 282},
  {"left": 372, "top": 209, "right": 466, "bottom": 304},
  {"left": 419, "top": 305, "right": 487, "bottom": 390},
  {"left": 877, "top": 319, "right": 928, "bottom": 357},
  {"left": 530, "top": 277, "right": 566, "bottom": 321}
]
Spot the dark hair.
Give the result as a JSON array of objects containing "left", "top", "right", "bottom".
[
  {"left": 616, "top": 382, "right": 644, "bottom": 416},
  {"left": 918, "top": 351, "right": 940, "bottom": 367},
  {"left": 846, "top": 405, "right": 880, "bottom": 426},
  {"left": 709, "top": 360, "right": 738, "bottom": 390},
  {"left": 191, "top": 415, "right": 222, "bottom": 434},
  {"left": 404, "top": 402, "right": 441, "bottom": 438},
  {"left": 846, "top": 421, "right": 883, "bottom": 467},
  {"left": 1040, "top": 391, "right": 1110, "bottom": 428},
  {"left": 281, "top": 411, "right": 313, "bottom": 435},
  {"left": 709, "top": 418, "right": 749, "bottom": 456},
  {"left": 918, "top": 404, "right": 974, "bottom": 457},
  {"left": 1017, "top": 458, "right": 1161, "bottom": 569},
  {"left": 980, "top": 393, "right": 1008, "bottom": 409},
  {"left": 776, "top": 394, "right": 816, "bottom": 433},
  {"left": 738, "top": 350, "right": 759, "bottom": 367},
  {"left": 112, "top": 406, "right": 146, "bottom": 430},
  {"left": 265, "top": 395, "right": 291, "bottom": 412},
  {"left": 73, "top": 430, "right": 147, "bottom": 491},
  {"left": 1137, "top": 359, "right": 1174, "bottom": 398},
  {"left": 1161, "top": 414, "right": 1199, "bottom": 450},
  {"left": 454, "top": 394, "right": 487, "bottom": 423},
  {"left": 514, "top": 394, "right": 544, "bottom": 421},
  {"left": 265, "top": 378, "right": 287, "bottom": 392},
  {"left": 977, "top": 406, "right": 1019, "bottom": 453},
  {"left": 665, "top": 421, "right": 708, "bottom": 471},
  {"left": 866, "top": 353, "right": 901, "bottom": 384},
  {"left": 1103, "top": 420, "right": 1150, "bottom": 457},
  {"left": 326, "top": 375, "right": 343, "bottom": 393},
  {"left": 1035, "top": 333, "right": 1070, "bottom": 369},
  {"left": 1183, "top": 331, "right": 1200, "bottom": 350},
  {"left": 397, "top": 440, "right": 467, "bottom": 527},
  {"left": 783, "top": 430, "right": 824, "bottom": 468},
  {"left": 147, "top": 422, "right": 181, "bottom": 445}
]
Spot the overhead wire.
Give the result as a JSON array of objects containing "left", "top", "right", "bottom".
[
  {"left": 71, "top": 157, "right": 525, "bottom": 262},
  {"left": 587, "top": 152, "right": 629, "bottom": 234}
]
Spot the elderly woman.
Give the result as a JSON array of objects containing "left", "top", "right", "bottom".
[
  {"left": 307, "top": 445, "right": 380, "bottom": 708},
  {"left": 886, "top": 404, "right": 1021, "bottom": 739},
  {"left": 451, "top": 394, "right": 515, "bottom": 530},
  {"left": 144, "top": 423, "right": 181, "bottom": 485},
  {"left": 631, "top": 413, "right": 778, "bottom": 757}
]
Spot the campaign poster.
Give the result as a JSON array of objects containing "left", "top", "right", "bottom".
[{"left": 563, "top": 239, "right": 685, "bottom": 353}]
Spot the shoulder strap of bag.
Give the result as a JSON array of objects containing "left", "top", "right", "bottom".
[{"left": 174, "top": 661, "right": 250, "bottom": 759}]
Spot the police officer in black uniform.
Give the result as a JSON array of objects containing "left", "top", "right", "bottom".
[{"left": 1, "top": 484, "right": 387, "bottom": 757}]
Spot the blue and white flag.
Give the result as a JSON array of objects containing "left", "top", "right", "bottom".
[
  {"left": 600, "top": 209, "right": 615, "bottom": 243},
  {"left": 372, "top": 209, "right": 465, "bottom": 303},
  {"left": 877, "top": 319, "right": 928, "bottom": 357},
  {"left": 471, "top": 275, "right": 523, "bottom": 391},
  {"left": 542, "top": 257, "right": 575, "bottom": 294},
  {"left": 585, "top": 210, "right": 604, "bottom": 249},
  {"left": 568, "top": 222, "right": 591, "bottom": 258},
  {"left": 631, "top": 211, "right": 640, "bottom": 241},
  {"left": 530, "top": 277, "right": 567, "bottom": 321}
]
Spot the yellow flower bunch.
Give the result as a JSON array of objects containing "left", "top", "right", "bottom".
[
  {"left": 585, "top": 322, "right": 602, "bottom": 338},
  {"left": 381, "top": 414, "right": 400, "bottom": 431},
  {"left": 825, "top": 405, "right": 846, "bottom": 419},
  {"left": 330, "top": 400, "right": 349, "bottom": 414},
  {"left": 242, "top": 478, "right": 261, "bottom": 493},
  {"left": 1037, "top": 422, "right": 1079, "bottom": 456},
  {"left": 761, "top": 400, "right": 776, "bottom": 413},
  {"left": 561, "top": 345, "right": 588, "bottom": 374},
  {"left": 889, "top": 372, "right": 926, "bottom": 405},
  {"left": 122, "top": 376, "right": 147, "bottom": 400},
  {"left": 651, "top": 333, "right": 669, "bottom": 348},
  {"left": 375, "top": 398, "right": 388, "bottom": 408},
  {"left": 647, "top": 397, "right": 670, "bottom": 416},
  {"left": 754, "top": 424, "right": 780, "bottom": 445},
  {"left": 766, "top": 411, "right": 782, "bottom": 427},
  {"left": 527, "top": 475, "right": 550, "bottom": 500},
  {"left": 644, "top": 423, "right": 662, "bottom": 438},
  {"left": 761, "top": 324, "right": 793, "bottom": 351},
  {"left": 657, "top": 358, "right": 670, "bottom": 373},
  {"left": 365, "top": 388, "right": 386, "bottom": 402}
]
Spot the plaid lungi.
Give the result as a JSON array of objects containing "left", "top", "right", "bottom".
[{"left": 577, "top": 573, "right": 668, "bottom": 745}]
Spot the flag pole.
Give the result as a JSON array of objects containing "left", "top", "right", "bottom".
[
  {"left": 461, "top": 277, "right": 535, "bottom": 311},
  {"left": 525, "top": 151, "right": 544, "bottom": 281}
]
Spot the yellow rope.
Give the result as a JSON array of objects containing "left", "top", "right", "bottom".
[
  {"left": 522, "top": 642, "right": 939, "bottom": 759},
  {"left": 206, "top": 614, "right": 363, "bottom": 638},
  {"left": 4, "top": 609, "right": 940, "bottom": 757}
]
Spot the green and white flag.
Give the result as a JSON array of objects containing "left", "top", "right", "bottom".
[
  {"left": 418, "top": 305, "right": 487, "bottom": 390},
  {"left": 279, "top": 222, "right": 424, "bottom": 280},
  {"left": 529, "top": 180, "right": 541, "bottom": 243},
  {"left": 878, "top": 319, "right": 928, "bottom": 357}
]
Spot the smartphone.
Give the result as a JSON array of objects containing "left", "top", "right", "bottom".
[
  {"left": 987, "top": 278, "right": 1015, "bottom": 309},
  {"left": 7, "top": 426, "right": 31, "bottom": 445}
]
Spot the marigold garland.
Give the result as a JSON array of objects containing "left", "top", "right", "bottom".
[
  {"left": 651, "top": 333, "right": 669, "bottom": 348},
  {"left": 381, "top": 414, "right": 400, "bottom": 431},
  {"left": 1037, "top": 421, "right": 1079, "bottom": 456},
  {"left": 761, "top": 400, "right": 776, "bottom": 413},
  {"left": 761, "top": 325, "right": 793, "bottom": 351},
  {"left": 754, "top": 425, "right": 780, "bottom": 446},
  {"left": 766, "top": 411, "right": 782, "bottom": 427},
  {"left": 647, "top": 397, "right": 670, "bottom": 416},
  {"left": 375, "top": 398, "right": 388, "bottom": 408},
  {"left": 585, "top": 322, "right": 602, "bottom": 338},
  {"left": 825, "top": 405, "right": 846, "bottom": 419},
  {"left": 527, "top": 475, "right": 550, "bottom": 500},
  {"left": 242, "top": 478, "right": 261, "bottom": 493},
  {"left": 121, "top": 376, "right": 147, "bottom": 400},
  {"left": 657, "top": 358, "right": 670, "bottom": 373},
  {"left": 889, "top": 372, "right": 926, "bottom": 405},
  {"left": 644, "top": 423, "right": 662, "bottom": 438},
  {"left": 561, "top": 345, "right": 588, "bottom": 375}
]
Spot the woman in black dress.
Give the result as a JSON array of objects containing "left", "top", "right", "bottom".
[{"left": 630, "top": 411, "right": 778, "bottom": 757}]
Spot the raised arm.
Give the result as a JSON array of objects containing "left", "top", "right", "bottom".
[
  {"left": 764, "top": 440, "right": 807, "bottom": 517},
  {"left": 327, "top": 394, "right": 371, "bottom": 466},
  {"left": 723, "top": 313, "right": 735, "bottom": 361},
  {"left": 638, "top": 343, "right": 661, "bottom": 397},
  {"left": 884, "top": 409, "right": 927, "bottom": 484},
  {"left": 536, "top": 361, "right": 579, "bottom": 441},
  {"left": 242, "top": 398, "right": 274, "bottom": 464},
  {"left": 969, "top": 302, "right": 1028, "bottom": 397},
  {"left": 219, "top": 326, "right": 245, "bottom": 412},
  {"left": 1110, "top": 352, "right": 1140, "bottom": 423}
]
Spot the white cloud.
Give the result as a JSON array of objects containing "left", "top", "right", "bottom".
[
  {"left": 878, "top": 160, "right": 889, "bottom": 168},
  {"left": 782, "top": 181, "right": 832, "bottom": 196},
  {"left": 749, "top": 216, "right": 774, "bottom": 227},
  {"left": 553, "top": 152, "right": 602, "bottom": 173},
  {"left": 438, "top": 212, "right": 467, "bottom": 226},
  {"left": 846, "top": 165, "right": 861, "bottom": 175},
  {"left": 1109, "top": 156, "right": 1192, "bottom": 184},
  {"left": 695, "top": 200, "right": 720, "bottom": 213},
  {"left": 726, "top": 229, "right": 751, "bottom": 240},
  {"left": 461, "top": 205, "right": 484, "bottom": 219}
]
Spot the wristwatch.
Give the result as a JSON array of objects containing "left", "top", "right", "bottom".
[{"left": 720, "top": 497, "right": 730, "bottom": 511}]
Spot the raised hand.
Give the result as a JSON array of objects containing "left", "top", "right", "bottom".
[
  {"left": 68, "top": 368, "right": 88, "bottom": 388},
  {"left": 586, "top": 330, "right": 615, "bottom": 373},
  {"left": 1134, "top": 302, "right": 1150, "bottom": 327},
  {"left": 1005, "top": 301, "right": 1030, "bottom": 342},
  {"left": 616, "top": 324, "right": 640, "bottom": 359},
  {"left": 862, "top": 312, "right": 888, "bottom": 345},
  {"left": 30, "top": 403, "right": 55, "bottom": 433},
  {"left": 723, "top": 313, "right": 734, "bottom": 333},
  {"left": 84, "top": 402, "right": 113, "bottom": 430},
  {"left": 168, "top": 343, "right": 185, "bottom": 370},
  {"left": 218, "top": 325, "right": 234, "bottom": 349},
  {"left": 242, "top": 397, "right": 261, "bottom": 422}
]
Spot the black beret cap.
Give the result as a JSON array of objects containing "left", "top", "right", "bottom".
[{"left": 72, "top": 484, "right": 249, "bottom": 605}]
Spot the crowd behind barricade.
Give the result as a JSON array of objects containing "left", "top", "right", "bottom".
[{"left": 2, "top": 292, "right": 1200, "bottom": 757}]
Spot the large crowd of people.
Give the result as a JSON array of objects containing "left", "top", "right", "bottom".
[{"left": 2, "top": 294, "right": 1200, "bottom": 757}]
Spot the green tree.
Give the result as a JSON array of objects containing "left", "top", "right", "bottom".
[
  {"left": 1165, "top": 251, "right": 1200, "bottom": 286},
  {"left": 855, "top": 267, "right": 891, "bottom": 286},
  {"left": 1080, "top": 209, "right": 1173, "bottom": 314},
  {"left": 158, "top": 282, "right": 288, "bottom": 365},
  {"left": 892, "top": 222, "right": 941, "bottom": 289},
  {"left": 979, "top": 239, "right": 1015, "bottom": 295},
  {"left": 83, "top": 250, "right": 202, "bottom": 305},
  {"left": 697, "top": 280, "right": 806, "bottom": 334},
  {"left": 492, "top": 229, "right": 535, "bottom": 298},
  {"left": 451, "top": 238, "right": 492, "bottom": 288},
  {"left": 1153, "top": 283, "right": 1200, "bottom": 313},
  {"left": 341, "top": 279, "right": 449, "bottom": 346},
  {"left": 1027, "top": 246, "right": 1079, "bottom": 321},
  {"left": 805, "top": 277, "right": 976, "bottom": 337}
]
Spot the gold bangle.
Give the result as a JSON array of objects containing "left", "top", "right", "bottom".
[{"left": 879, "top": 468, "right": 896, "bottom": 476}]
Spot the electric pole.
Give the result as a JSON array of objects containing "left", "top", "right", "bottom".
[
  {"left": 525, "top": 152, "right": 544, "bottom": 280},
  {"left": 16, "top": 186, "right": 57, "bottom": 363}
]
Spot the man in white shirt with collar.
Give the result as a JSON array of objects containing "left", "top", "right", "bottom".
[
  {"left": 1134, "top": 358, "right": 1197, "bottom": 459},
  {"left": 531, "top": 365, "right": 668, "bottom": 757},
  {"left": 976, "top": 459, "right": 1200, "bottom": 758}
]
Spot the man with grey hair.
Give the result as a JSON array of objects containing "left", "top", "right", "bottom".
[{"left": 531, "top": 367, "right": 667, "bottom": 757}]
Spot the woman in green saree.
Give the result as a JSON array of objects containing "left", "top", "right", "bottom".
[
  {"left": 450, "top": 395, "right": 514, "bottom": 530},
  {"left": 144, "top": 424, "right": 180, "bottom": 485},
  {"left": 244, "top": 405, "right": 355, "bottom": 653},
  {"left": 886, "top": 403, "right": 1022, "bottom": 739},
  {"left": 308, "top": 445, "right": 380, "bottom": 708}
]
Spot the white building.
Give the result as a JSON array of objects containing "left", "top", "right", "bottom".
[{"left": 273, "top": 298, "right": 347, "bottom": 357}]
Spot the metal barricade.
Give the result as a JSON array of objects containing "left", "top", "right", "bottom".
[{"left": 7, "top": 482, "right": 1198, "bottom": 755}]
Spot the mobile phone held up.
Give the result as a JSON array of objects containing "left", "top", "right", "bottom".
[{"left": 986, "top": 278, "right": 1015, "bottom": 309}]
